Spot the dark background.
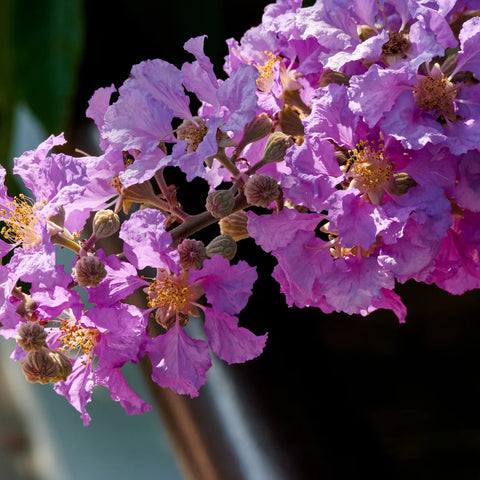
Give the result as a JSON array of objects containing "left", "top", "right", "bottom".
[{"left": 11, "top": 1, "right": 480, "bottom": 478}]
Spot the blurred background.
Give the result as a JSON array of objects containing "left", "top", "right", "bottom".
[{"left": 2, "top": 1, "right": 480, "bottom": 479}]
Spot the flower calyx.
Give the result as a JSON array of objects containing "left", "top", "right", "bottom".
[
  {"left": 16, "top": 321, "right": 47, "bottom": 352},
  {"left": 206, "top": 234, "right": 237, "bottom": 260},
  {"left": 244, "top": 174, "right": 283, "bottom": 208},
  {"left": 22, "top": 346, "right": 72, "bottom": 384},
  {"left": 73, "top": 255, "right": 107, "bottom": 287},
  {"left": 206, "top": 190, "right": 236, "bottom": 218},
  {"left": 92, "top": 209, "right": 121, "bottom": 239},
  {"left": 219, "top": 211, "right": 250, "bottom": 241},
  {"left": 178, "top": 238, "right": 208, "bottom": 270}
]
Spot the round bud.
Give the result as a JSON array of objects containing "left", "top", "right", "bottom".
[
  {"left": 177, "top": 239, "right": 208, "bottom": 270},
  {"left": 206, "top": 234, "right": 237, "bottom": 260},
  {"left": 74, "top": 255, "right": 107, "bottom": 287},
  {"left": 22, "top": 348, "right": 60, "bottom": 384},
  {"left": 48, "top": 351, "right": 73, "bottom": 382},
  {"left": 219, "top": 211, "right": 249, "bottom": 241},
  {"left": 92, "top": 209, "right": 120, "bottom": 239},
  {"left": 205, "top": 190, "right": 235, "bottom": 218},
  {"left": 240, "top": 113, "right": 273, "bottom": 146},
  {"left": 16, "top": 321, "right": 47, "bottom": 352},
  {"left": 244, "top": 174, "right": 281, "bottom": 208},
  {"left": 261, "top": 132, "right": 294, "bottom": 164}
]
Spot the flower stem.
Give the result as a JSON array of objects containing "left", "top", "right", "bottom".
[{"left": 169, "top": 194, "right": 250, "bottom": 248}]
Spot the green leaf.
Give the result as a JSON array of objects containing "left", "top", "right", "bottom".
[{"left": 12, "top": 0, "right": 85, "bottom": 134}]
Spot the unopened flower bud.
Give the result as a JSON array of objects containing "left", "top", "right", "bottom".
[
  {"left": 16, "top": 321, "right": 47, "bottom": 352},
  {"left": 178, "top": 239, "right": 207, "bottom": 270},
  {"left": 92, "top": 209, "right": 120, "bottom": 239},
  {"left": 21, "top": 347, "right": 62, "bottom": 384},
  {"left": 276, "top": 106, "right": 305, "bottom": 136},
  {"left": 240, "top": 113, "right": 273, "bottom": 146},
  {"left": 219, "top": 211, "right": 249, "bottom": 241},
  {"left": 206, "top": 190, "right": 235, "bottom": 218},
  {"left": 261, "top": 132, "right": 294, "bottom": 164},
  {"left": 244, "top": 174, "right": 282, "bottom": 208},
  {"left": 48, "top": 350, "right": 73, "bottom": 382},
  {"left": 74, "top": 255, "right": 107, "bottom": 287},
  {"left": 206, "top": 234, "right": 237, "bottom": 260}
]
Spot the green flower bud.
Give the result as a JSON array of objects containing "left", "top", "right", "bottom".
[
  {"left": 16, "top": 321, "right": 47, "bottom": 352},
  {"left": 244, "top": 174, "right": 282, "bottom": 208},
  {"left": 206, "top": 234, "right": 237, "bottom": 260},
  {"left": 74, "top": 255, "right": 107, "bottom": 287},
  {"left": 92, "top": 209, "right": 120, "bottom": 239},
  {"left": 219, "top": 211, "right": 249, "bottom": 241},
  {"left": 239, "top": 113, "right": 274, "bottom": 147},
  {"left": 261, "top": 132, "right": 294, "bottom": 164},
  {"left": 177, "top": 239, "right": 208, "bottom": 270},
  {"left": 205, "top": 190, "right": 235, "bottom": 218}
]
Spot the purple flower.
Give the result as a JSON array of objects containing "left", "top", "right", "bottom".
[
  {"left": 145, "top": 321, "right": 211, "bottom": 398},
  {"left": 349, "top": 16, "right": 480, "bottom": 154},
  {"left": 119, "top": 208, "right": 179, "bottom": 273},
  {"left": 423, "top": 210, "right": 480, "bottom": 294},
  {"left": 83, "top": 249, "right": 147, "bottom": 307},
  {"left": 13, "top": 134, "right": 91, "bottom": 232},
  {"left": 53, "top": 303, "right": 151, "bottom": 425},
  {"left": 144, "top": 255, "right": 263, "bottom": 396}
]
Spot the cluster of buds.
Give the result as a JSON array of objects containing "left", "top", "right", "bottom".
[{"left": 16, "top": 322, "right": 72, "bottom": 384}]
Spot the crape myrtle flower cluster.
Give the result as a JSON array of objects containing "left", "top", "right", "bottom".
[{"left": 1, "top": 0, "right": 479, "bottom": 424}]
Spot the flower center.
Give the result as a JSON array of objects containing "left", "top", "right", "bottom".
[
  {"left": 177, "top": 118, "right": 208, "bottom": 152},
  {"left": 147, "top": 276, "right": 191, "bottom": 312},
  {"left": 0, "top": 194, "right": 41, "bottom": 248},
  {"left": 146, "top": 271, "right": 204, "bottom": 330},
  {"left": 255, "top": 51, "right": 281, "bottom": 92},
  {"left": 413, "top": 74, "right": 459, "bottom": 122},
  {"left": 345, "top": 139, "right": 393, "bottom": 203},
  {"left": 381, "top": 30, "right": 410, "bottom": 65},
  {"left": 54, "top": 318, "right": 99, "bottom": 365}
]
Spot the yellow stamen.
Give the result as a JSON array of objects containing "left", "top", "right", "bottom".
[
  {"left": 147, "top": 276, "right": 190, "bottom": 312},
  {"left": 413, "top": 74, "right": 459, "bottom": 122},
  {"left": 345, "top": 139, "right": 393, "bottom": 203},
  {"left": 54, "top": 318, "right": 99, "bottom": 365},
  {"left": 254, "top": 51, "right": 281, "bottom": 92},
  {"left": 0, "top": 194, "right": 41, "bottom": 248}
]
